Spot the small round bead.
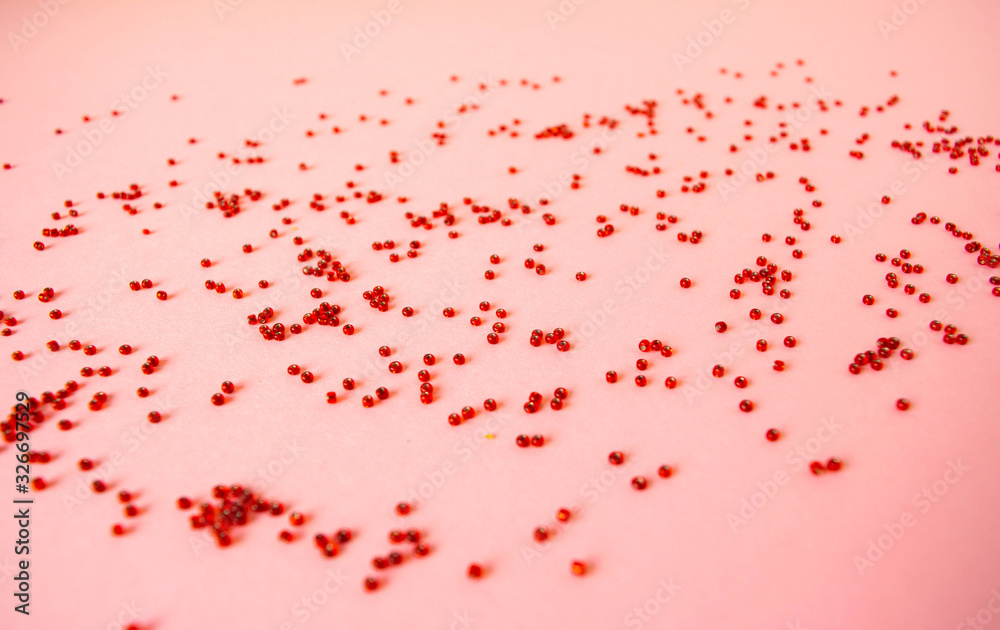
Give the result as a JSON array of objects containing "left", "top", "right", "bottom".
[
  {"left": 658, "top": 465, "right": 673, "bottom": 478},
  {"left": 766, "top": 428, "right": 780, "bottom": 441},
  {"left": 739, "top": 400, "right": 754, "bottom": 412},
  {"left": 211, "top": 393, "right": 225, "bottom": 406},
  {"left": 608, "top": 451, "right": 625, "bottom": 465},
  {"left": 631, "top": 476, "right": 648, "bottom": 490},
  {"left": 679, "top": 277, "right": 692, "bottom": 288},
  {"left": 715, "top": 321, "right": 728, "bottom": 333},
  {"left": 896, "top": 398, "right": 910, "bottom": 411},
  {"left": 301, "top": 371, "right": 314, "bottom": 383}
]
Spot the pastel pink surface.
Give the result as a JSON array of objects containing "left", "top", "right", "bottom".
[{"left": 1, "top": 1, "right": 999, "bottom": 629}]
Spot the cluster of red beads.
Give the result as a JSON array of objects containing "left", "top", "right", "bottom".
[
  {"left": 363, "top": 285, "right": 391, "bottom": 312},
  {"left": 182, "top": 484, "right": 286, "bottom": 547},
  {"left": 301, "top": 302, "right": 342, "bottom": 330},
  {"left": 299, "top": 248, "right": 351, "bottom": 282},
  {"left": 529, "top": 327, "right": 569, "bottom": 351},
  {"left": 848, "top": 336, "right": 914, "bottom": 375}
]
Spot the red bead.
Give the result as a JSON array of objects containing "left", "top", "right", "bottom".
[
  {"left": 484, "top": 398, "right": 497, "bottom": 411},
  {"left": 453, "top": 353, "right": 465, "bottom": 365},
  {"left": 79, "top": 458, "right": 94, "bottom": 470},
  {"left": 770, "top": 313, "right": 784, "bottom": 324},
  {"left": 301, "top": 371, "right": 314, "bottom": 383},
  {"left": 896, "top": 398, "right": 910, "bottom": 410},
  {"left": 715, "top": 321, "right": 728, "bottom": 333},
  {"left": 342, "top": 324, "right": 354, "bottom": 335},
  {"left": 783, "top": 336, "right": 796, "bottom": 348},
  {"left": 679, "top": 277, "right": 692, "bottom": 288},
  {"left": 148, "top": 411, "right": 161, "bottom": 423},
  {"left": 571, "top": 561, "right": 587, "bottom": 576},
  {"left": 766, "top": 428, "right": 780, "bottom": 441},
  {"left": 395, "top": 502, "right": 411, "bottom": 516},
  {"left": 658, "top": 465, "right": 673, "bottom": 478},
  {"left": 664, "top": 376, "right": 677, "bottom": 388},
  {"left": 211, "top": 393, "right": 225, "bottom": 406},
  {"left": 496, "top": 308, "right": 507, "bottom": 318},
  {"left": 739, "top": 400, "right": 754, "bottom": 412},
  {"left": 809, "top": 461, "right": 825, "bottom": 475},
  {"left": 826, "top": 458, "right": 843, "bottom": 472},
  {"left": 631, "top": 476, "right": 648, "bottom": 490},
  {"left": 136, "top": 387, "right": 149, "bottom": 397},
  {"left": 609, "top": 451, "right": 625, "bottom": 465},
  {"left": 155, "top": 291, "right": 167, "bottom": 300},
  {"left": 862, "top": 294, "right": 875, "bottom": 305},
  {"left": 756, "top": 340, "right": 768, "bottom": 352},
  {"left": 92, "top": 480, "right": 107, "bottom": 493},
  {"left": 516, "top": 434, "right": 530, "bottom": 447}
]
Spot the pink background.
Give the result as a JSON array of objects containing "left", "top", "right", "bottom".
[{"left": 2, "top": 0, "right": 1000, "bottom": 628}]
